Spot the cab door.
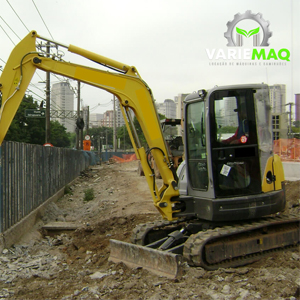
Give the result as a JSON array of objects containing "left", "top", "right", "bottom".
[
  {"left": 209, "top": 89, "right": 261, "bottom": 197},
  {"left": 186, "top": 100, "right": 209, "bottom": 192}
]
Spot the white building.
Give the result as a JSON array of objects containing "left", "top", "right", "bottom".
[
  {"left": 116, "top": 102, "right": 126, "bottom": 127},
  {"left": 89, "top": 113, "right": 104, "bottom": 128},
  {"left": 156, "top": 99, "right": 177, "bottom": 118},
  {"left": 175, "top": 94, "right": 189, "bottom": 120},
  {"left": 51, "top": 82, "right": 75, "bottom": 132},
  {"left": 269, "top": 84, "right": 286, "bottom": 114}
]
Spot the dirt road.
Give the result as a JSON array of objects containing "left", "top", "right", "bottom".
[{"left": 0, "top": 160, "right": 299, "bottom": 299}]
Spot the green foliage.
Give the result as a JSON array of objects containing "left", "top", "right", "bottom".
[
  {"left": 117, "top": 125, "right": 132, "bottom": 150},
  {"left": 83, "top": 188, "right": 94, "bottom": 202},
  {"left": 50, "top": 121, "right": 70, "bottom": 148},
  {"left": 131, "top": 113, "right": 166, "bottom": 149},
  {"left": 158, "top": 113, "right": 167, "bottom": 120},
  {"left": 64, "top": 185, "right": 73, "bottom": 195},
  {"left": 133, "top": 116, "right": 147, "bottom": 148},
  {"left": 292, "top": 127, "right": 300, "bottom": 133},
  {"left": 67, "top": 132, "right": 77, "bottom": 148},
  {"left": 4, "top": 94, "right": 70, "bottom": 147},
  {"left": 293, "top": 121, "right": 300, "bottom": 128},
  {"left": 87, "top": 127, "right": 113, "bottom": 150},
  {"left": 5, "top": 95, "right": 46, "bottom": 144},
  {"left": 217, "top": 126, "right": 237, "bottom": 134}
]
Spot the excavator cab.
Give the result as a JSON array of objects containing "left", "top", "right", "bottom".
[{"left": 178, "top": 84, "right": 286, "bottom": 221}]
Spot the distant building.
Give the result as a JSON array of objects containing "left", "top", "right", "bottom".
[
  {"left": 92, "top": 104, "right": 134, "bottom": 129},
  {"left": 101, "top": 110, "right": 114, "bottom": 127},
  {"left": 51, "top": 82, "right": 75, "bottom": 132},
  {"left": 116, "top": 102, "right": 126, "bottom": 127},
  {"left": 272, "top": 114, "right": 288, "bottom": 140},
  {"left": 269, "top": 84, "right": 286, "bottom": 114},
  {"left": 156, "top": 99, "right": 177, "bottom": 118},
  {"left": 89, "top": 113, "right": 104, "bottom": 128},
  {"left": 268, "top": 84, "right": 288, "bottom": 140},
  {"left": 175, "top": 94, "right": 189, "bottom": 120},
  {"left": 295, "top": 94, "right": 300, "bottom": 123}
]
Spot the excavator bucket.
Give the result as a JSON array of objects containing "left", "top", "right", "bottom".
[{"left": 109, "top": 239, "right": 183, "bottom": 278}]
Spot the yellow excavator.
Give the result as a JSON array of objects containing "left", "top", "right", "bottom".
[{"left": 0, "top": 31, "right": 299, "bottom": 278}]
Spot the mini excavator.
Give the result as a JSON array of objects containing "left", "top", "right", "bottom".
[{"left": 0, "top": 31, "right": 298, "bottom": 278}]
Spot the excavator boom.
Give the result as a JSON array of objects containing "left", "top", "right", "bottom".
[{"left": 0, "top": 31, "right": 179, "bottom": 222}]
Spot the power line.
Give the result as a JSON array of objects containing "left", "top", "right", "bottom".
[
  {"left": 6, "top": 0, "right": 29, "bottom": 32},
  {"left": 0, "top": 16, "right": 21, "bottom": 40},
  {"left": 27, "top": 88, "right": 45, "bottom": 100},
  {"left": 32, "top": 0, "right": 54, "bottom": 40},
  {"left": 0, "top": 24, "right": 15, "bottom": 45},
  {"left": 0, "top": 16, "right": 47, "bottom": 83},
  {"left": 29, "top": 82, "right": 45, "bottom": 94}
]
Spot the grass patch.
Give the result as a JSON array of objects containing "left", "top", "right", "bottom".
[
  {"left": 64, "top": 185, "right": 73, "bottom": 195},
  {"left": 83, "top": 188, "right": 94, "bottom": 202}
]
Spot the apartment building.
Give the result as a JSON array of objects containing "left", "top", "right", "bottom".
[{"left": 51, "top": 82, "right": 75, "bottom": 132}]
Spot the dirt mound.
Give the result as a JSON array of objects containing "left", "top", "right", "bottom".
[
  {"left": 64, "top": 214, "right": 156, "bottom": 267},
  {"left": 285, "top": 180, "right": 300, "bottom": 214}
]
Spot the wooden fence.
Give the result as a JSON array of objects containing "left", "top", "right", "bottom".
[{"left": 0, "top": 141, "right": 98, "bottom": 233}]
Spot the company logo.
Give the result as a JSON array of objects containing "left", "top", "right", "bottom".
[
  {"left": 224, "top": 11, "right": 272, "bottom": 47},
  {"left": 206, "top": 10, "right": 290, "bottom": 64}
]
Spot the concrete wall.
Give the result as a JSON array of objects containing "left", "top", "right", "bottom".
[{"left": 283, "top": 162, "right": 300, "bottom": 181}]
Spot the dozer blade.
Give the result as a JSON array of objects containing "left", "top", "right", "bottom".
[{"left": 109, "top": 239, "right": 183, "bottom": 278}]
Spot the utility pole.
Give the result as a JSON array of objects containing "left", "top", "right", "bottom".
[
  {"left": 124, "top": 126, "right": 126, "bottom": 151},
  {"left": 86, "top": 106, "right": 89, "bottom": 135},
  {"left": 286, "top": 102, "right": 294, "bottom": 138},
  {"left": 45, "top": 42, "right": 51, "bottom": 143},
  {"left": 105, "top": 129, "right": 108, "bottom": 161},
  {"left": 113, "top": 96, "right": 117, "bottom": 152},
  {"left": 80, "top": 109, "right": 84, "bottom": 148},
  {"left": 76, "top": 81, "right": 81, "bottom": 149}
]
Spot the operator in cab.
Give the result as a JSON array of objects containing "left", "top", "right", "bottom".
[{"left": 223, "top": 106, "right": 249, "bottom": 144}]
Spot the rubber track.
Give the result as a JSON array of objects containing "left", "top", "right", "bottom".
[
  {"left": 131, "top": 214, "right": 299, "bottom": 270},
  {"left": 183, "top": 213, "right": 300, "bottom": 270},
  {"left": 131, "top": 219, "right": 183, "bottom": 245}
]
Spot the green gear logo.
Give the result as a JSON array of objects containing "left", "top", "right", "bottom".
[{"left": 224, "top": 10, "right": 272, "bottom": 47}]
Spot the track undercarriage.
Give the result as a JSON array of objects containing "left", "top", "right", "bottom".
[{"left": 109, "top": 214, "right": 300, "bottom": 278}]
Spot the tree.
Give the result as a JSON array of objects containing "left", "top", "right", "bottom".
[
  {"left": 217, "top": 126, "right": 237, "bottom": 133},
  {"left": 67, "top": 132, "right": 77, "bottom": 148},
  {"left": 3, "top": 94, "right": 71, "bottom": 147},
  {"left": 117, "top": 125, "right": 132, "bottom": 150},
  {"left": 5, "top": 95, "right": 45, "bottom": 144},
  {"left": 293, "top": 120, "right": 300, "bottom": 128},
  {"left": 87, "top": 127, "right": 113, "bottom": 150},
  {"left": 50, "top": 121, "right": 71, "bottom": 147},
  {"left": 132, "top": 113, "right": 166, "bottom": 149}
]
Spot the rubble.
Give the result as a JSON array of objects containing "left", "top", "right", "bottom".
[{"left": 0, "top": 161, "right": 299, "bottom": 299}]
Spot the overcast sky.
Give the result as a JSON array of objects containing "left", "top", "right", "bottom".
[{"left": 0, "top": 0, "right": 299, "bottom": 115}]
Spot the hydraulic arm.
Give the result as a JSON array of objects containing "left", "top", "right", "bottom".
[{"left": 0, "top": 30, "right": 179, "bottom": 220}]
